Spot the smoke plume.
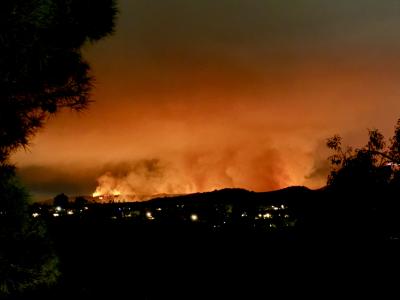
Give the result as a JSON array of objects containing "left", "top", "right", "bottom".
[{"left": 92, "top": 146, "right": 291, "bottom": 201}]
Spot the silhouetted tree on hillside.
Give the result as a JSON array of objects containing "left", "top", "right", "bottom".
[
  {"left": 326, "top": 121, "right": 400, "bottom": 192},
  {"left": 326, "top": 119, "right": 400, "bottom": 238},
  {"left": 53, "top": 193, "right": 69, "bottom": 208},
  {"left": 75, "top": 196, "right": 88, "bottom": 208}
]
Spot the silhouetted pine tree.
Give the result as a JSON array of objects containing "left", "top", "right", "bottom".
[{"left": 0, "top": 0, "right": 117, "bottom": 296}]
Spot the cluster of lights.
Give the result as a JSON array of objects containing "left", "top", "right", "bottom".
[
  {"left": 30, "top": 200, "right": 290, "bottom": 226},
  {"left": 127, "top": 210, "right": 200, "bottom": 222},
  {"left": 254, "top": 204, "right": 287, "bottom": 220},
  {"left": 257, "top": 213, "right": 272, "bottom": 220},
  {"left": 107, "top": 205, "right": 287, "bottom": 224},
  {"left": 31, "top": 206, "right": 90, "bottom": 219}
]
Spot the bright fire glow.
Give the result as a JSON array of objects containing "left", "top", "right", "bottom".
[
  {"left": 93, "top": 189, "right": 121, "bottom": 198},
  {"left": 91, "top": 169, "right": 196, "bottom": 203},
  {"left": 92, "top": 186, "right": 126, "bottom": 203}
]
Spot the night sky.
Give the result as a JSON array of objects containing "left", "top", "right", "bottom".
[{"left": 13, "top": 0, "right": 400, "bottom": 200}]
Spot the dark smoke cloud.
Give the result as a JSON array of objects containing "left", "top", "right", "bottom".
[
  {"left": 17, "top": 165, "right": 98, "bottom": 200},
  {"left": 17, "top": 161, "right": 166, "bottom": 200}
]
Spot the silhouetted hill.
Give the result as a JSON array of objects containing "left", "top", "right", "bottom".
[{"left": 147, "top": 186, "right": 313, "bottom": 206}]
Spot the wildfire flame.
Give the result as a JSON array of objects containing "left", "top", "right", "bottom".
[
  {"left": 91, "top": 167, "right": 196, "bottom": 203},
  {"left": 92, "top": 189, "right": 121, "bottom": 198},
  {"left": 92, "top": 185, "right": 127, "bottom": 203}
]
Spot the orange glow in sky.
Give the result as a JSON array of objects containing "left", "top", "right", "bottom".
[{"left": 13, "top": 0, "right": 400, "bottom": 200}]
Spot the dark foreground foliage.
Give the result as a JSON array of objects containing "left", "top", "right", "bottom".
[
  {"left": 0, "top": 1, "right": 117, "bottom": 297},
  {"left": 0, "top": 166, "right": 59, "bottom": 297}
]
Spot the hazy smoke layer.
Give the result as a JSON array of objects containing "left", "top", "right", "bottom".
[{"left": 92, "top": 146, "right": 289, "bottom": 200}]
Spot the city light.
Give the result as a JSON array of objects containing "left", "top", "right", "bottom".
[{"left": 146, "top": 212, "right": 154, "bottom": 220}]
